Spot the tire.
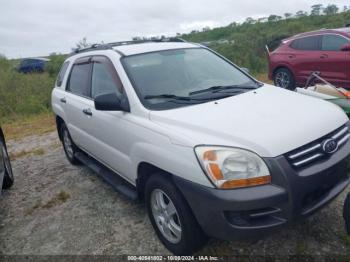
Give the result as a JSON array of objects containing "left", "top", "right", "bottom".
[
  {"left": 0, "top": 136, "right": 14, "bottom": 189},
  {"left": 344, "top": 193, "right": 350, "bottom": 235},
  {"left": 145, "top": 174, "right": 208, "bottom": 255},
  {"left": 273, "top": 68, "right": 296, "bottom": 90},
  {"left": 60, "top": 123, "right": 81, "bottom": 165}
]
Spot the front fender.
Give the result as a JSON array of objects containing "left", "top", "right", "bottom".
[{"left": 130, "top": 142, "right": 213, "bottom": 188}]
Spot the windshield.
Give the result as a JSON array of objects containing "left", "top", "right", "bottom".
[{"left": 122, "top": 48, "right": 259, "bottom": 110}]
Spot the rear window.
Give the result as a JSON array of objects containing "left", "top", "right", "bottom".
[
  {"left": 56, "top": 61, "right": 70, "bottom": 87},
  {"left": 66, "top": 63, "right": 91, "bottom": 97},
  {"left": 290, "top": 36, "right": 321, "bottom": 50},
  {"left": 322, "top": 34, "right": 350, "bottom": 51}
]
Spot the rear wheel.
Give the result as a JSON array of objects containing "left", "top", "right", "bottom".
[
  {"left": 145, "top": 174, "right": 208, "bottom": 255},
  {"left": 61, "top": 123, "right": 81, "bottom": 165},
  {"left": 273, "top": 68, "right": 296, "bottom": 90},
  {"left": 1, "top": 137, "right": 14, "bottom": 189}
]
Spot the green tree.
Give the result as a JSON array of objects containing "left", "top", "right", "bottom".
[
  {"left": 268, "top": 15, "right": 282, "bottom": 22},
  {"left": 284, "top": 13, "right": 293, "bottom": 19},
  {"left": 47, "top": 54, "right": 67, "bottom": 77},
  {"left": 258, "top": 17, "right": 268, "bottom": 23},
  {"left": 295, "top": 10, "right": 308, "bottom": 17},
  {"left": 244, "top": 17, "right": 256, "bottom": 24},
  {"left": 311, "top": 4, "right": 323, "bottom": 16},
  {"left": 323, "top": 4, "right": 339, "bottom": 15},
  {"left": 74, "top": 37, "right": 91, "bottom": 50}
]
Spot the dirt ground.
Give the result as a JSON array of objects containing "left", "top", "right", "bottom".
[{"left": 1, "top": 131, "right": 350, "bottom": 256}]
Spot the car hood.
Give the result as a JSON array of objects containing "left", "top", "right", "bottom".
[{"left": 149, "top": 85, "right": 349, "bottom": 157}]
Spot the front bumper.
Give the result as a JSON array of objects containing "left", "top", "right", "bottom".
[{"left": 173, "top": 137, "right": 350, "bottom": 240}]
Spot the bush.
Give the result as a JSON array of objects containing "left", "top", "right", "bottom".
[
  {"left": 0, "top": 56, "right": 55, "bottom": 121},
  {"left": 47, "top": 54, "right": 67, "bottom": 77}
]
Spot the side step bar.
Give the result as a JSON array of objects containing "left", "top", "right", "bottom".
[{"left": 75, "top": 152, "right": 138, "bottom": 201}]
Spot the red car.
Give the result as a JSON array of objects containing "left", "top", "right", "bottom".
[{"left": 268, "top": 27, "right": 350, "bottom": 90}]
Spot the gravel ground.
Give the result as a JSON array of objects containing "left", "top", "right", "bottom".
[{"left": 0, "top": 131, "right": 350, "bottom": 256}]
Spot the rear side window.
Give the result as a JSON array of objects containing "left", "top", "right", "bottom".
[
  {"left": 290, "top": 36, "right": 321, "bottom": 50},
  {"left": 67, "top": 63, "right": 91, "bottom": 97},
  {"left": 56, "top": 61, "right": 70, "bottom": 87},
  {"left": 91, "top": 62, "right": 123, "bottom": 99},
  {"left": 322, "top": 35, "right": 350, "bottom": 51}
]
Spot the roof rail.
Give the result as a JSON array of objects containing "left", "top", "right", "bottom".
[{"left": 70, "top": 38, "right": 186, "bottom": 55}]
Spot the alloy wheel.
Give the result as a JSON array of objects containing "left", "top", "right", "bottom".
[
  {"left": 275, "top": 71, "right": 290, "bottom": 88},
  {"left": 151, "top": 189, "right": 182, "bottom": 244},
  {"left": 63, "top": 130, "right": 74, "bottom": 159}
]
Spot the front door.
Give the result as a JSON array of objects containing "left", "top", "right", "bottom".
[{"left": 82, "top": 56, "right": 135, "bottom": 183}]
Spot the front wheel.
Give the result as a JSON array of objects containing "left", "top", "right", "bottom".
[
  {"left": 0, "top": 137, "right": 14, "bottom": 189},
  {"left": 145, "top": 174, "right": 208, "bottom": 255},
  {"left": 273, "top": 68, "right": 296, "bottom": 90}
]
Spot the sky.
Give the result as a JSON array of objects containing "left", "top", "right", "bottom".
[{"left": 0, "top": 0, "right": 349, "bottom": 58}]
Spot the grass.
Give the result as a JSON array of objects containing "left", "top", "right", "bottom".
[
  {"left": 25, "top": 200, "right": 42, "bottom": 216},
  {"left": 9, "top": 147, "right": 45, "bottom": 160},
  {"left": 42, "top": 191, "right": 71, "bottom": 209},
  {"left": 25, "top": 191, "right": 71, "bottom": 215},
  {"left": 295, "top": 241, "right": 307, "bottom": 255},
  {"left": 2, "top": 112, "right": 56, "bottom": 141},
  {"left": 339, "top": 233, "right": 350, "bottom": 247},
  {"left": 255, "top": 73, "right": 273, "bottom": 84}
]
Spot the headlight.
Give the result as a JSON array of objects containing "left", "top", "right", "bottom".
[{"left": 195, "top": 146, "right": 271, "bottom": 189}]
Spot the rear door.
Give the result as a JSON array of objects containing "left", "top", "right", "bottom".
[
  {"left": 320, "top": 34, "right": 350, "bottom": 87},
  {"left": 289, "top": 35, "right": 322, "bottom": 84},
  {"left": 63, "top": 56, "right": 94, "bottom": 150}
]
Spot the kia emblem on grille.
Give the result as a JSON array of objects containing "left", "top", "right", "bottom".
[{"left": 322, "top": 139, "right": 339, "bottom": 154}]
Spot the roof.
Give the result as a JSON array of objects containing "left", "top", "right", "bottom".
[
  {"left": 22, "top": 57, "right": 50, "bottom": 62},
  {"left": 333, "top": 27, "right": 350, "bottom": 34},
  {"left": 113, "top": 42, "right": 199, "bottom": 56},
  {"left": 284, "top": 27, "right": 350, "bottom": 42}
]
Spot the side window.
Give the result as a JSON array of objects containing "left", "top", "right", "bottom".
[
  {"left": 322, "top": 35, "right": 350, "bottom": 51},
  {"left": 67, "top": 63, "right": 91, "bottom": 97},
  {"left": 56, "top": 61, "right": 70, "bottom": 87},
  {"left": 20, "top": 59, "right": 29, "bottom": 66},
  {"left": 290, "top": 36, "right": 321, "bottom": 51},
  {"left": 91, "top": 59, "right": 123, "bottom": 99}
]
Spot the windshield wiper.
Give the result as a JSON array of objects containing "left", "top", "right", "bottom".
[
  {"left": 189, "top": 85, "right": 257, "bottom": 96},
  {"left": 144, "top": 94, "right": 196, "bottom": 101}
]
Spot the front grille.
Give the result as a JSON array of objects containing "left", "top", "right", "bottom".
[{"left": 286, "top": 124, "right": 350, "bottom": 169}]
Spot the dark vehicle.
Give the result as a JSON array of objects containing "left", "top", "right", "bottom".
[
  {"left": 17, "top": 58, "right": 49, "bottom": 73},
  {"left": 268, "top": 28, "right": 350, "bottom": 90},
  {"left": 0, "top": 127, "right": 14, "bottom": 194}
]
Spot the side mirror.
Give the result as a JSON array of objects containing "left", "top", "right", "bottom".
[
  {"left": 94, "top": 93, "right": 130, "bottom": 112},
  {"left": 341, "top": 44, "right": 350, "bottom": 51},
  {"left": 241, "top": 67, "right": 250, "bottom": 74}
]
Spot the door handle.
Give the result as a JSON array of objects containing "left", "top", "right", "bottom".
[
  {"left": 320, "top": 54, "right": 328, "bottom": 59},
  {"left": 288, "top": 55, "right": 295, "bottom": 59},
  {"left": 60, "top": 97, "right": 66, "bottom": 103},
  {"left": 82, "top": 108, "right": 92, "bottom": 116}
]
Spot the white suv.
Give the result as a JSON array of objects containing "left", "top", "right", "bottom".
[{"left": 52, "top": 39, "right": 350, "bottom": 254}]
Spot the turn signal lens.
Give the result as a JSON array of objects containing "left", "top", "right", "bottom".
[{"left": 221, "top": 176, "right": 271, "bottom": 189}]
